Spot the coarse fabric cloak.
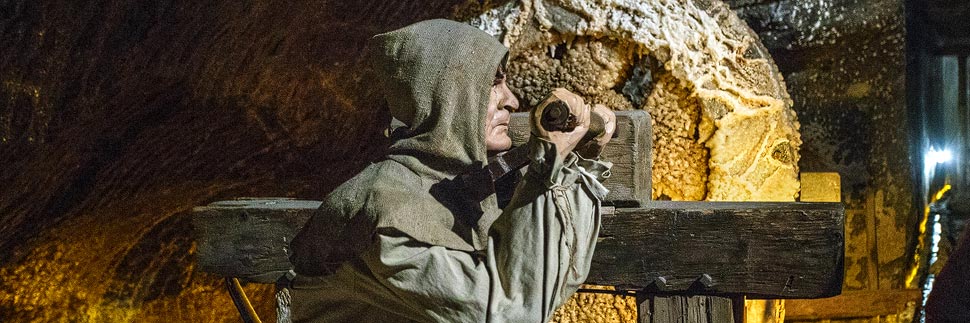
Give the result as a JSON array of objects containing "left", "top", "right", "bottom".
[
  {"left": 290, "top": 19, "right": 507, "bottom": 275},
  {"left": 287, "top": 19, "right": 612, "bottom": 323}
]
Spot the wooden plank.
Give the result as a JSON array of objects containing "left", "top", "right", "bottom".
[
  {"left": 707, "top": 296, "right": 736, "bottom": 323},
  {"left": 193, "top": 199, "right": 845, "bottom": 298},
  {"left": 639, "top": 295, "right": 735, "bottom": 323},
  {"left": 192, "top": 198, "right": 322, "bottom": 283},
  {"left": 784, "top": 289, "right": 922, "bottom": 320},
  {"left": 650, "top": 296, "right": 682, "bottom": 323},
  {"left": 509, "top": 110, "right": 652, "bottom": 206},
  {"left": 587, "top": 201, "right": 845, "bottom": 299},
  {"left": 864, "top": 191, "right": 880, "bottom": 289}
]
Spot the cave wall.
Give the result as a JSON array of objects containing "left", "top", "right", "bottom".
[
  {"left": 0, "top": 1, "right": 466, "bottom": 321},
  {"left": 727, "top": 0, "right": 918, "bottom": 321},
  {"left": 0, "top": 0, "right": 918, "bottom": 322}
]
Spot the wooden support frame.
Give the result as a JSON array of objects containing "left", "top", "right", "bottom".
[
  {"left": 508, "top": 110, "right": 652, "bottom": 206},
  {"left": 588, "top": 201, "right": 845, "bottom": 299},
  {"left": 193, "top": 109, "right": 847, "bottom": 321},
  {"left": 193, "top": 199, "right": 845, "bottom": 299}
]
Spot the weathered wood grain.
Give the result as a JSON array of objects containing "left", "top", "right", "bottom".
[
  {"left": 784, "top": 289, "right": 922, "bottom": 320},
  {"left": 194, "top": 199, "right": 845, "bottom": 299},
  {"left": 639, "top": 294, "right": 737, "bottom": 323},
  {"left": 587, "top": 201, "right": 845, "bottom": 299},
  {"left": 509, "top": 110, "right": 652, "bottom": 206},
  {"left": 193, "top": 198, "right": 322, "bottom": 283}
]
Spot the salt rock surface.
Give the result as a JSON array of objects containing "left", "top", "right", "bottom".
[
  {"left": 469, "top": 0, "right": 801, "bottom": 202},
  {"left": 506, "top": 36, "right": 637, "bottom": 111},
  {"left": 465, "top": 1, "right": 801, "bottom": 320},
  {"left": 647, "top": 73, "right": 708, "bottom": 201}
]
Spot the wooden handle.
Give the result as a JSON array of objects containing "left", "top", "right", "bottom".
[{"left": 539, "top": 98, "right": 605, "bottom": 141}]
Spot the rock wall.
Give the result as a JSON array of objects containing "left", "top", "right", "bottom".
[
  {"left": 731, "top": 0, "right": 913, "bottom": 291},
  {"left": 474, "top": 0, "right": 801, "bottom": 203},
  {"left": 462, "top": 1, "right": 801, "bottom": 321},
  {"left": 729, "top": 0, "right": 917, "bottom": 321},
  {"left": 0, "top": 1, "right": 462, "bottom": 321},
  {"left": 0, "top": 0, "right": 916, "bottom": 322}
]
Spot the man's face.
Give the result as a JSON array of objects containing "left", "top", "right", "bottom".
[{"left": 485, "top": 66, "right": 518, "bottom": 152}]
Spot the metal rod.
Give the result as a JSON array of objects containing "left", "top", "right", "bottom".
[{"left": 226, "top": 277, "right": 263, "bottom": 323}]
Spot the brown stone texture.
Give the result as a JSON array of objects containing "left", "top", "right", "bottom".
[
  {"left": 0, "top": 0, "right": 462, "bottom": 321},
  {"left": 729, "top": 0, "right": 918, "bottom": 321},
  {"left": 0, "top": 0, "right": 917, "bottom": 322},
  {"left": 489, "top": 0, "right": 802, "bottom": 204},
  {"left": 646, "top": 74, "right": 708, "bottom": 201},
  {"left": 506, "top": 35, "right": 637, "bottom": 111}
]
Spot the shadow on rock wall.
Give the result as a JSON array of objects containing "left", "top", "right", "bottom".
[{"left": 0, "top": 0, "right": 470, "bottom": 320}]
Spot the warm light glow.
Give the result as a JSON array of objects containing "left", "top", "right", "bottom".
[
  {"left": 906, "top": 184, "right": 952, "bottom": 287},
  {"left": 926, "top": 148, "right": 953, "bottom": 166}
]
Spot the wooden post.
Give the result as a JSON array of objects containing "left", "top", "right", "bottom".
[
  {"left": 509, "top": 111, "right": 652, "bottom": 206},
  {"left": 638, "top": 294, "right": 738, "bottom": 323}
]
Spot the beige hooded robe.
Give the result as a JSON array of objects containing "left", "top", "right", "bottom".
[{"left": 288, "top": 19, "right": 611, "bottom": 323}]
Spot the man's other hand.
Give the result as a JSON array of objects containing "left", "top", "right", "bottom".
[{"left": 576, "top": 104, "right": 616, "bottom": 159}]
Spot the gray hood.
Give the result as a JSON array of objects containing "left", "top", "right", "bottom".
[
  {"left": 290, "top": 20, "right": 509, "bottom": 276},
  {"left": 375, "top": 19, "right": 508, "bottom": 179}
]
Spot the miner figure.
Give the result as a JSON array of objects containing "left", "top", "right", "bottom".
[{"left": 288, "top": 19, "right": 616, "bottom": 322}]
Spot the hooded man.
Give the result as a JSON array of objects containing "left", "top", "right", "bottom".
[{"left": 288, "top": 19, "right": 616, "bottom": 323}]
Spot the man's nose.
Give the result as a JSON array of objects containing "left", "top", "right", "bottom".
[{"left": 501, "top": 86, "right": 520, "bottom": 111}]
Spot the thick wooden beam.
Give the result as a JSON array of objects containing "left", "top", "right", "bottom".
[
  {"left": 194, "top": 199, "right": 845, "bottom": 299},
  {"left": 784, "top": 289, "right": 922, "bottom": 320},
  {"left": 587, "top": 201, "right": 844, "bottom": 299},
  {"left": 509, "top": 110, "right": 652, "bottom": 206},
  {"left": 193, "top": 198, "right": 320, "bottom": 283}
]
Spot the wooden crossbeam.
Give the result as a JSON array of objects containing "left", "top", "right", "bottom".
[
  {"left": 192, "top": 199, "right": 844, "bottom": 299},
  {"left": 588, "top": 201, "right": 844, "bottom": 299},
  {"left": 194, "top": 198, "right": 319, "bottom": 283}
]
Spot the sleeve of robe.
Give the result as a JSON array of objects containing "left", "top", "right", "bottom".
[
  {"left": 483, "top": 137, "right": 612, "bottom": 322},
  {"left": 290, "top": 138, "right": 612, "bottom": 323}
]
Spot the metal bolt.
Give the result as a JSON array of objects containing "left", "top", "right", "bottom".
[
  {"left": 698, "top": 274, "right": 714, "bottom": 288},
  {"left": 648, "top": 275, "right": 669, "bottom": 291}
]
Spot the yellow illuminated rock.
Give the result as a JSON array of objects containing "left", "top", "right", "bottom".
[
  {"left": 474, "top": 0, "right": 801, "bottom": 203},
  {"left": 467, "top": 0, "right": 802, "bottom": 321},
  {"left": 646, "top": 73, "right": 708, "bottom": 200},
  {"left": 507, "top": 35, "right": 637, "bottom": 111},
  {"left": 800, "top": 172, "right": 842, "bottom": 202}
]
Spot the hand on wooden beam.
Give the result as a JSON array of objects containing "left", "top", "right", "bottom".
[{"left": 576, "top": 104, "right": 616, "bottom": 159}]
